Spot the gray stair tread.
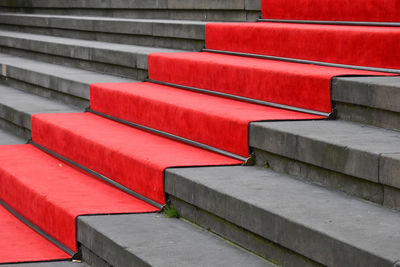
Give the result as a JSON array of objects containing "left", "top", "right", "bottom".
[
  {"left": 0, "top": 53, "right": 137, "bottom": 99},
  {"left": 0, "top": 84, "right": 80, "bottom": 129},
  {"left": 250, "top": 120, "right": 400, "bottom": 186},
  {"left": 1, "top": 261, "right": 89, "bottom": 266},
  {"left": 0, "top": 13, "right": 209, "bottom": 25},
  {"left": 0, "top": 84, "right": 79, "bottom": 115},
  {"left": 0, "top": 30, "right": 183, "bottom": 55},
  {"left": 0, "top": 127, "right": 25, "bottom": 144},
  {"left": 333, "top": 76, "right": 400, "bottom": 112},
  {"left": 0, "top": 0, "right": 258, "bottom": 10},
  {"left": 78, "top": 213, "right": 274, "bottom": 267},
  {"left": 165, "top": 166, "right": 400, "bottom": 267}
]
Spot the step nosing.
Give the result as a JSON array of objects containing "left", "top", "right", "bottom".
[
  {"left": 31, "top": 141, "right": 164, "bottom": 210},
  {"left": 0, "top": 199, "right": 75, "bottom": 257}
]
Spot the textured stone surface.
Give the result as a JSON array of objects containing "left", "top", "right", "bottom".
[
  {"left": 0, "top": 261, "right": 88, "bottom": 267},
  {"left": 0, "top": 126, "right": 25, "bottom": 144},
  {"left": 78, "top": 214, "right": 273, "bottom": 267},
  {"left": 250, "top": 120, "right": 400, "bottom": 184},
  {"left": 165, "top": 166, "right": 400, "bottom": 267}
]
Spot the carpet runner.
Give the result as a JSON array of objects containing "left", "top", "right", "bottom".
[
  {"left": 148, "top": 52, "right": 385, "bottom": 114},
  {"left": 206, "top": 22, "right": 400, "bottom": 69},
  {"left": 0, "top": 203, "right": 70, "bottom": 264},
  {"left": 0, "top": 144, "right": 159, "bottom": 253},
  {"left": 261, "top": 0, "right": 400, "bottom": 22},
  {"left": 1, "top": 0, "right": 398, "bottom": 263},
  {"left": 91, "top": 82, "right": 323, "bottom": 158}
]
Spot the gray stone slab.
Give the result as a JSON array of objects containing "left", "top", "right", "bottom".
[
  {"left": 0, "top": 0, "right": 252, "bottom": 10},
  {"left": 165, "top": 166, "right": 400, "bottom": 267},
  {"left": 0, "top": 261, "right": 88, "bottom": 267},
  {"left": 78, "top": 213, "right": 273, "bottom": 267},
  {"left": 0, "top": 84, "right": 80, "bottom": 130},
  {"left": 0, "top": 14, "right": 206, "bottom": 40},
  {"left": 0, "top": 127, "right": 25, "bottom": 144},
  {"left": 380, "top": 153, "right": 400, "bottom": 189},
  {"left": 0, "top": 53, "right": 137, "bottom": 100},
  {"left": 332, "top": 76, "right": 400, "bottom": 113},
  {"left": 250, "top": 120, "right": 400, "bottom": 184},
  {"left": 0, "top": 30, "right": 182, "bottom": 70}
]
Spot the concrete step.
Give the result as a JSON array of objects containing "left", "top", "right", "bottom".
[
  {"left": 0, "top": 53, "right": 137, "bottom": 108},
  {"left": 1, "top": 262, "right": 88, "bottom": 267},
  {"left": 0, "top": 0, "right": 261, "bottom": 22},
  {"left": 0, "top": 13, "right": 206, "bottom": 50},
  {"left": 165, "top": 165, "right": 400, "bottom": 267},
  {"left": 0, "top": 127, "right": 25, "bottom": 145},
  {"left": 332, "top": 76, "right": 400, "bottom": 131},
  {"left": 0, "top": 30, "right": 182, "bottom": 80},
  {"left": 78, "top": 213, "right": 274, "bottom": 267},
  {"left": 0, "top": 83, "right": 80, "bottom": 139},
  {"left": 249, "top": 120, "right": 400, "bottom": 209}
]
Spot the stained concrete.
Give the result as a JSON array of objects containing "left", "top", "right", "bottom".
[
  {"left": 78, "top": 213, "right": 274, "bottom": 267},
  {"left": 165, "top": 166, "right": 400, "bottom": 267},
  {"left": 250, "top": 120, "right": 400, "bottom": 185}
]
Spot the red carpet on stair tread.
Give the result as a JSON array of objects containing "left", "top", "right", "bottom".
[
  {"left": 0, "top": 144, "right": 158, "bottom": 252},
  {"left": 261, "top": 0, "right": 400, "bottom": 22},
  {"left": 0, "top": 204, "right": 70, "bottom": 264},
  {"left": 149, "top": 52, "right": 386, "bottom": 113},
  {"left": 206, "top": 22, "right": 400, "bottom": 70},
  {"left": 91, "top": 82, "right": 323, "bottom": 158},
  {"left": 31, "top": 113, "right": 241, "bottom": 205}
]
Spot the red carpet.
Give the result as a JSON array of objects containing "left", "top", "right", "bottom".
[
  {"left": 31, "top": 113, "right": 242, "bottom": 205},
  {"left": 206, "top": 22, "right": 400, "bottom": 69},
  {"left": 149, "top": 52, "right": 384, "bottom": 113},
  {"left": 91, "top": 82, "right": 323, "bottom": 157},
  {"left": 261, "top": 0, "right": 400, "bottom": 22},
  {"left": 0, "top": 144, "right": 159, "bottom": 252},
  {"left": 0, "top": 204, "right": 70, "bottom": 264}
]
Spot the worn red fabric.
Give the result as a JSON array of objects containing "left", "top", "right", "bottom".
[
  {"left": 31, "top": 113, "right": 241, "bottom": 205},
  {"left": 206, "top": 22, "right": 400, "bottom": 70},
  {"left": 149, "top": 52, "right": 384, "bottom": 113},
  {"left": 91, "top": 82, "right": 323, "bottom": 158},
  {"left": 261, "top": 0, "right": 400, "bottom": 22},
  {"left": 0, "top": 144, "right": 159, "bottom": 252},
  {"left": 0, "top": 204, "right": 70, "bottom": 264}
]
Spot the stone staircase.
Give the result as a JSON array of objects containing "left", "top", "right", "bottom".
[{"left": 0, "top": 1, "right": 400, "bottom": 267}]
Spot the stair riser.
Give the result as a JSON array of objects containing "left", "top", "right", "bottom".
[
  {"left": 0, "top": 13, "right": 206, "bottom": 50},
  {"left": 0, "top": 72, "right": 89, "bottom": 108},
  {"left": 334, "top": 102, "right": 400, "bottom": 131},
  {"left": 252, "top": 148, "right": 400, "bottom": 211},
  {"left": 332, "top": 77, "right": 400, "bottom": 131},
  {"left": 167, "top": 195, "right": 322, "bottom": 267},
  {"left": 0, "top": 24, "right": 204, "bottom": 51},
  {"left": 0, "top": 46, "right": 146, "bottom": 80},
  {"left": 0, "top": 8, "right": 260, "bottom": 22},
  {"left": 0, "top": 0, "right": 260, "bottom": 10},
  {"left": 165, "top": 168, "right": 395, "bottom": 267},
  {"left": 0, "top": 116, "right": 29, "bottom": 140}
]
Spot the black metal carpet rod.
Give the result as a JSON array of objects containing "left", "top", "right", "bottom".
[
  {"left": 202, "top": 49, "right": 400, "bottom": 75},
  {"left": 0, "top": 199, "right": 75, "bottom": 257},
  {"left": 258, "top": 18, "right": 400, "bottom": 27},
  {"left": 146, "top": 78, "right": 332, "bottom": 118}
]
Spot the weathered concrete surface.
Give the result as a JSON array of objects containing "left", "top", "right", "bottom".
[
  {"left": 250, "top": 120, "right": 400, "bottom": 186},
  {"left": 0, "top": 261, "right": 88, "bottom": 267},
  {"left": 0, "top": 30, "right": 182, "bottom": 70},
  {"left": 333, "top": 76, "right": 400, "bottom": 113},
  {"left": 0, "top": 126, "right": 25, "bottom": 144},
  {"left": 333, "top": 76, "right": 400, "bottom": 130},
  {"left": 165, "top": 166, "right": 400, "bottom": 267},
  {"left": 380, "top": 153, "right": 400, "bottom": 189},
  {"left": 78, "top": 213, "right": 273, "bottom": 267},
  {"left": 0, "top": 53, "right": 136, "bottom": 102},
  {"left": 0, "top": 84, "right": 80, "bottom": 131}
]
